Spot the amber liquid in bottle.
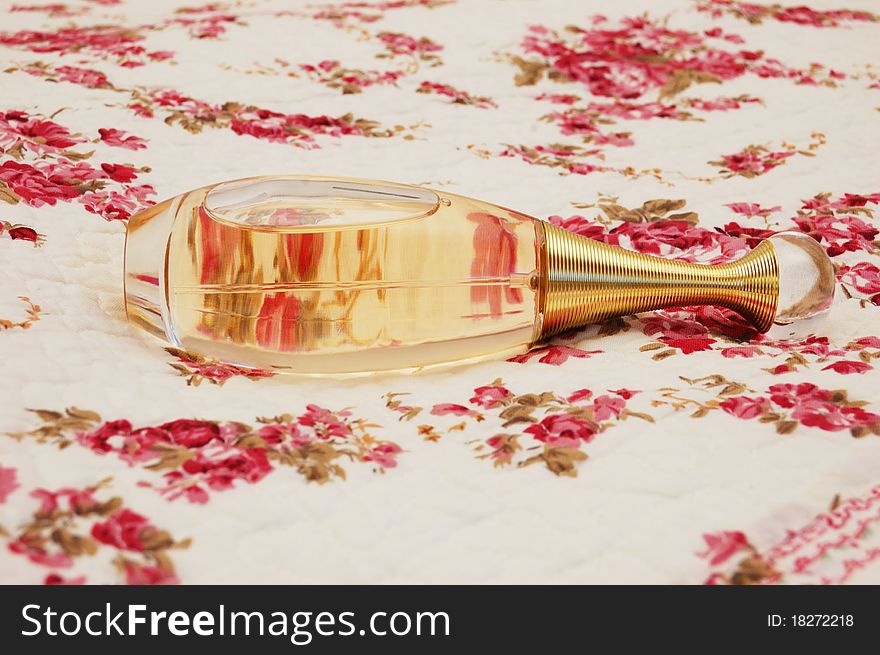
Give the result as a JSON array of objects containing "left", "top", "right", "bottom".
[{"left": 149, "top": 178, "right": 540, "bottom": 374}]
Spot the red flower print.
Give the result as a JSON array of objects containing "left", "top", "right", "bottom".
[
  {"left": 642, "top": 313, "right": 707, "bottom": 340},
  {"left": 298, "top": 404, "right": 352, "bottom": 439},
  {"left": 469, "top": 384, "right": 512, "bottom": 409},
  {"left": 8, "top": 535, "right": 73, "bottom": 568},
  {"left": 66, "top": 487, "right": 101, "bottom": 515},
  {"left": 566, "top": 389, "right": 593, "bottom": 403},
  {"left": 121, "top": 561, "right": 179, "bottom": 585},
  {"left": 0, "top": 466, "right": 18, "bottom": 504},
  {"left": 591, "top": 394, "right": 625, "bottom": 420},
  {"left": 524, "top": 413, "right": 597, "bottom": 448},
  {"left": 7, "top": 225, "right": 39, "bottom": 242},
  {"left": 719, "top": 396, "right": 769, "bottom": 420},
  {"left": 506, "top": 17, "right": 844, "bottom": 178},
  {"left": 430, "top": 403, "right": 481, "bottom": 418},
  {"left": 609, "top": 388, "right": 639, "bottom": 400},
  {"left": 21, "top": 406, "right": 401, "bottom": 504},
  {"left": 19, "top": 119, "right": 80, "bottom": 150},
  {"left": 0, "top": 24, "right": 173, "bottom": 67},
  {"left": 167, "top": 347, "right": 275, "bottom": 386},
  {"left": 536, "top": 93, "right": 580, "bottom": 105},
  {"left": 31, "top": 488, "right": 66, "bottom": 517},
  {"left": 182, "top": 448, "right": 272, "bottom": 491},
  {"left": 792, "top": 401, "right": 878, "bottom": 432},
  {"left": 657, "top": 336, "right": 716, "bottom": 354},
  {"left": 377, "top": 31, "right": 442, "bottom": 58},
  {"left": 158, "top": 419, "right": 220, "bottom": 448},
  {"left": 767, "top": 382, "right": 824, "bottom": 409},
  {"left": 790, "top": 193, "right": 879, "bottom": 257},
  {"left": 839, "top": 262, "right": 880, "bottom": 304},
  {"left": 704, "top": 572, "right": 728, "bottom": 585},
  {"left": 552, "top": 215, "right": 751, "bottom": 265},
  {"left": 4, "top": 480, "right": 188, "bottom": 585},
  {"left": 91, "top": 508, "right": 152, "bottom": 551},
  {"left": 364, "top": 443, "right": 403, "bottom": 468},
  {"left": 508, "top": 345, "right": 603, "bottom": 365},
  {"left": 54, "top": 65, "right": 110, "bottom": 89},
  {"left": 98, "top": 127, "right": 147, "bottom": 150},
  {"left": 417, "top": 81, "right": 496, "bottom": 108},
  {"left": 0, "top": 160, "right": 80, "bottom": 206},
  {"left": 698, "top": 531, "right": 749, "bottom": 566},
  {"left": 78, "top": 419, "right": 133, "bottom": 454},
  {"left": 100, "top": 163, "right": 138, "bottom": 182},
  {"left": 0, "top": 111, "right": 82, "bottom": 153},
  {"left": 713, "top": 145, "right": 795, "bottom": 177},
  {"left": 720, "top": 383, "right": 880, "bottom": 434},
  {"left": 44, "top": 573, "right": 86, "bottom": 585},
  {"left": 724, "top": 202, "right": 781, "bottom": 218},
  {"left": 849, "top": 336, "right": 880, "bottom": 349},
  {"left": 821, "top": 361, "right": 872, "bottom": 375},
  {"left": 696, "top": 0, "right": 877, "bottom": 28}
]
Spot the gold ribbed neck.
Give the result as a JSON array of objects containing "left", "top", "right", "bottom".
[{"left": 537, "top": 222, "right": 779, "bottom": 339}]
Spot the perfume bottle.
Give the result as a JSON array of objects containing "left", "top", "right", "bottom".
[{"left": 124, "top": 175, "right": 835, "bottom": 375}]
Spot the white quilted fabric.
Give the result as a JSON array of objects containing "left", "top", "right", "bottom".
[{"left": 1, "top": 0, "right": 879, "bottom": 584}]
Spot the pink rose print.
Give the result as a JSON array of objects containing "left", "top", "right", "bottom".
[
  {"left": 166, "top": 347, "right": 276, "bottom": 386},
  {"left": 698, "top": 484, "right": 880, "bottom": 585},
  {"left": 566, "top": 389, "right": 593, "bottom": 404},
  {"left": 0, "top": 24, "right": 174, "bottom": 67},
  {"left": 720, "top": 383, "right": 880, "bottom": 435},
  {"left": 390, "top": 380, "right": 650, "bottom": 477},
  {"left": 417, "top": 81, "right": 497, "bottom": 108},
  {"left": 712, "top": 145, "right": 795, "bottom": 177},
  {"left": 300, "top": 60, "right": 404, "bottom": 94},
  {"left": 53, "top": 65, "right": 111, "bottom": 89},
  {"left": 377, "top": 31, "right": 443, "bottom": 66},
  {"left": 98, "top": 127, "right": 147, "bottom": 150},
  {"left": 181, "top": 448, "right": 273, "bottom": 492},
  {"left": 524, "top": 414, "right": 597, "bottom": 448},
  {"left": 430, "top": 404, "right": 482, "bottom": 419},
  {"left": 0, "top": 160, "right": 81, "bottom": 206},
  {"left": 790, "top": 192, "right": 880, "bottom": 257},
  {"left": 470, "top": 383, "right": 513, "bottom": 409},
  {"left": 724, "top": 202, "right": 781, "bottom": 219},
  {"left": 364, "top": 443, "right": 404, "bottom": 468},
  {"left": 0, "top": 466, "right": 19, "bottom": 504},
  {"left": 698, "top": 531, "right": 750, "bottom": 566},
  {"left": 159, "top": 419, "right": 221, "bottom": 448},
  {"left": 839, "top": 262, "right": 880, "bottom": 305},
  {"left": 498, "top": 15, "right": 847, "bottom": 177},
  {"left": 44, "top": 573, "right": 87, "bottom": 585},
  {"left": 550, "top": 213, "right": 751, "bottom": 264},
  {"left": 12, "top": 406, "right": 403, "bottom": 502},
  {"left": 120, "top": 561, "right": 178, "bottom": 585},
  {"left": 718, "top": 395, "right": 770, "bottom": 419},
  {"left": 0, "top": 109, "right": 155, "bottom": 220},
  {"left": 0, "top": 111, "right": 83, "bottom": 153},
  {"left": 820, "top": 361, "right": 872, "bottom": 375},
  {"left": 3, "top": 481, "right": 187, "bottom": 585},
  {"left": 91, "top": 507, "right": 155, "bottom": 551},
  {"left": 508, "top": 345, "right": 603, "bottom": 365},
  {"left": 696, "top": 0, "right": 877, "bottom": 28}
]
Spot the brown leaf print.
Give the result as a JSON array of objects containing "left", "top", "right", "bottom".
[{"left": 0, "top": 296, "right": 42, "bottom": 331}]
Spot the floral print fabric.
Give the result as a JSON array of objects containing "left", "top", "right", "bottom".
[{"left": 1, "top": 0, "right": 879, "bottom": 584}]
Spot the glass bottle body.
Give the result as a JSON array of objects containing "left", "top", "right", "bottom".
[{"left": 125, "top": 176, "right": 541, "bottom": 375}]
